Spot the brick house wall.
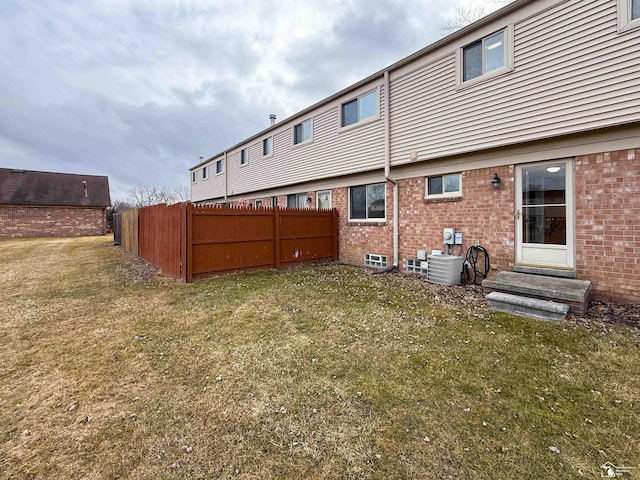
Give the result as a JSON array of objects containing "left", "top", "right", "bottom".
[
  {"left": 333, "top": 183, "right": 394, "bottom": 267},
  {"left": 0, "top": 206, "right": 107, "bottom": 238},
  {"left": 575, "top": 148, "right": 640, "bottom": 303},
  {"left": 398, "top": 165, "right": 515, "bottom": 274},
  {"left": 329, "top": 150, "right": 639, "bottom": 303}
]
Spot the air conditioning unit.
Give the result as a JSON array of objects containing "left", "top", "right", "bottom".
[{"left": 427, "top": 255, "right": 464, "bottom": 286}]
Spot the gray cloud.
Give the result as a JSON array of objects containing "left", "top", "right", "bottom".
[{"left": 0, "top": 0, "right": 470, "bottom": 201}]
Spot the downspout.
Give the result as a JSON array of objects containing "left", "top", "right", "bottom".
[
  {"left": 223, "top": 151, "right": 228, "bottom": 203},
  {"left": 384, "top": 70, "right": 399, "bottom": 268}
]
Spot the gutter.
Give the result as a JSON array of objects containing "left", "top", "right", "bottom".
[
  {"left": 384, "top": 70, "right": 399, "bottom": 269},
  {"left": 224, "top": 151, "right": 228, "bottom": 202}
]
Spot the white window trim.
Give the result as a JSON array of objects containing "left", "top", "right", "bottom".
[
  {"left": 425, "top": 173, "right": 463, "bottom": 199},
  {"left": 191, "top": 171, "right": 197, "bottom": 184},
  {"left": 292, "top": 118, "right": 313, "bottom": 147},
  {"left": 215, "top": 159, "right": 225, "bottom": 176},
  {"left": 262, "top": 136, "right": 273, "bottom": 158},
  {"left": 316, "top": 190, "right": 332, "bottom": 209},
  {"left": 348, "top": 183, "right": 386, "bottom": 222},
  {"left": 240, "top": 148, "right": 249, "bottom": 167},
  {"left": 456, "top": 24, "right": 514, "bottom": 90},
  {"left": 202, "top": 166, "right": 209, "bottom": 180},
  {"left": 339, "top": 86, "right": 381, "bottom": 133},
  {"left": 618, "top": 0, "right": 640, "bottom": 32}
]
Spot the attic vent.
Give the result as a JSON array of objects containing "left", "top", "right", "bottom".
[
  {"left": 364, "top": 253, "right": 387, "bottom": 269},
  {"left": 11, "top": 169, "right": 25, "bottom": 174},
  {"left": 83, "top": 181, "right": 88, "bottom": 197}
]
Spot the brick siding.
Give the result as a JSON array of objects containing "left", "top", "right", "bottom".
[
  {"left": 332, "top": 150, "right": 639, "bottom": 303},
  {"left": 398, "top": 166, "right": 515, "bottom": 274},
  {"left": 0, "top": 206, "right": 107, "bottom": 238},
  {"left": 334, "top": 183, "right": 394, "bottom": 267},
  {"left": 575, "top": 148, "right": 640, "bottom": 303}
]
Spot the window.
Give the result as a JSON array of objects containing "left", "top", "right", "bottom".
[
  {"left": 202, "top": 166, "right": 209, "bottom": 180},
  {"left": 255, "top": 199, "right": 263, "bottom": 208},
  {"left": 287, "top": 193, "right": 307, "bottom": 209},
  {"left": 216, "top": 158, "right": 225, "bottom": 174},
  {"left": 316, "top": 190, "right": 331, "bottom": 209},
  {"left": 263, "top": 137, "right": 273, "bottom": 156},
  {"left": 349, "top": 183, "right": 385, "bottom": 221},
  {"left": 426, "top": 173, "right": 462, "bottom": 198},
  {"left": 271, "top": 196, "right": 278, "bottom": 207},
  {"left": 634, "top": 0, "right": 640, "bottom": 19},
  {"left": 240, "top": 149, "right": 248, "bottom": 166},
  {"left": 191, "top": 171, "right": 196, "bottom": 184},
  {"left": 294, "top": 119, "right": 312, "bottom": 145},
  {"left": 463, "top": 29, "right": 506, "bottom": 82},
  {"left": 341, "top": 90, "right": 377, "bottom": 127}
]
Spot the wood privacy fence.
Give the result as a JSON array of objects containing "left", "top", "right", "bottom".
[{"left": 114, "top": 203, "right": 338, "bottom": 282}]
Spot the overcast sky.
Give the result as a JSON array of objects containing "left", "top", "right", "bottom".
[{"left": 0, "top": 0, "right": 499, "bottom": 201}]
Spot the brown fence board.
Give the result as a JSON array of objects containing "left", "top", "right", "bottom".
[
  {"left": 119, "top": 204, "right": 337, "bottom": 282},
  {"left": 138, "top": 203, "right": 182, "bottom": 278},
  {"left": 121, "top": 209, "right": 138, "bottom": 256}
]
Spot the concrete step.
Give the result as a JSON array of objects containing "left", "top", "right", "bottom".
[
  {"left": 486, "top": 291, "right": 570, "bottom": 322},
  {"left": 482, "top": 271, "right": 591, "bottom": 315}
]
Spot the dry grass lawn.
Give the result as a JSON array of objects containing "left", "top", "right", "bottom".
[{"left": 0, "top": 236, "right": 638, "bottom": 479}]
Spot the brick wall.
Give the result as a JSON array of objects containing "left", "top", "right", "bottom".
[
  {"left": 575, "top": 148, "right": 640, "bottom": 303},
  {"left": 398, "top": 166, "right": 515, "bottom": 273},
  {"left": 333, "top": 183, "right": 394, "bottom": 267},
  {"left": 0, "top": 206, "right": 106, "bottom": 238}
]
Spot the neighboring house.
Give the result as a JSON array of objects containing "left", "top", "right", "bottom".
[
  {"left": 190, "top": 0, "right": 640, "bottom": 303},
  {"left": 0, "top": 168, "right": 111, "bottom": 238}
]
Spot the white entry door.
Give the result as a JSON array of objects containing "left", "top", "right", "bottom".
[{"left": 515, "top": 160, "right": 574, "bottom": 269}]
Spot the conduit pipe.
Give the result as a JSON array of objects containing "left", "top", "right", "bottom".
[
  {"left": 223, "top": 151, "right": 228, "bottom": 202},
  {"left": 384, "top": 70, "right": 399, "bottom": 268}
]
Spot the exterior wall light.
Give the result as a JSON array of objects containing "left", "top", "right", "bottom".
[
  {"left": 491, "top": 173, "right": 502, "bottom": 189},
  {"left": 307, "top": 196, "right": 313, "bottom": 204}
]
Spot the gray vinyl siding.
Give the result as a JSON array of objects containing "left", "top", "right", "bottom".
[
  {"left": 389, "top": 0, "right": 640, "bottom": 166},
  {"left": 224, "top": 82, "right": 386, "bottom": 198},
  {"left": 190, "top": 157, "right": 224, "bottom": 202}
]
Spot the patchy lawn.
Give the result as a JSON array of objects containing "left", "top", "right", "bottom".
[{"left": 0, "top": 236, "right": 638, "bottom": 479}]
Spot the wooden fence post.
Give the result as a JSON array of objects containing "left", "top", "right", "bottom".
[
  {"left": 187, "top": 203, "right": 193, "bottom": 283},
  {"left": 332, "top": 208, "right": 338, "bottom": 261},
  {"left": 180, "top": 203, "right": 188, "bottom": 282},
  {"left": 274, "top": 206, "right": 281, "bottom": 269}
]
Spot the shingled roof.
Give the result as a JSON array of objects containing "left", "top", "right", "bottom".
[{"left": 0, "top": 168, "right": 111, "bottom": 207}]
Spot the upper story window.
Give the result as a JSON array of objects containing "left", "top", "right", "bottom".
[
  {"left": 426, "top": 173, "right": 462, "bottom": 199},
  {"left": 202, "top": 166, "right": 209, "bottom": 180},
  {"left": 240, "top": 148, "right": 248, "bottom": 166},
  {"left": 618, "top": 0, "right": 640, "bottom": 30},
  {"left": 349, "top": 183, "right": 385, "bottom": 221},
  {"left": 341, "top": 90, "right": 377, "bottom": 127},
  {"left": 191, "top": 171, "right": 196, "bottom": 184},
  {"left": 263, "top": 136, "right": 273, "bottom": 156},
  {"left": 463, "top": 29, "right": 506, "bottom": 82},
  {"left": 216, "top": 158, "right": 225, "bottom": 175},
  {"left": 294, "top": 119, "right": 312, "bottom": 145}
]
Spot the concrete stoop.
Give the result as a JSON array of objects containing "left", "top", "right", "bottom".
[
  {"left": 482, "top": 271, "right": 592, "bottom": 318},
  {"left": 486, "top": 291, "right": 570, "bottom": 322}
]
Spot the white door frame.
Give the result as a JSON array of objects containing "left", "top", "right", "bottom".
[{"left": 515, "top": 159, "right": 575, "bottom": 270}]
